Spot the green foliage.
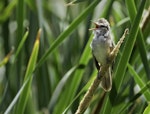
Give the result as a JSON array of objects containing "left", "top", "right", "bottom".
[
  {"left": 15, "top": 29, "right": 41, "bottom": 114},
  {"left": 0, "top": 0, "right": 150, "bottom": 114},
  {"left": 144, "top": 104, "right": 150, "bottom": 114}
]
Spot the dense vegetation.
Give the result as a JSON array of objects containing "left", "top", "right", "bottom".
[{"left": 0, "top": 0, "right": 150, "bottom": 114}]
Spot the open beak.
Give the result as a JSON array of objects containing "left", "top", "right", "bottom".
[
  {"left": 89, "top": 21, "right": 99, "bottom": 31},
  {"left": 89, "top": 28, "right": 97, "bottom": 31}
]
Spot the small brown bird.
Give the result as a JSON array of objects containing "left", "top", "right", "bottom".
[{"left": 90, "top": 18, "right": 114, "bottom": 91}]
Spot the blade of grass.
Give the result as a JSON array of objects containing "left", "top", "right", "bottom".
[
  {"left": 36, "top": 0, "right": 101, "bottom": 68},
  {"left": 0, "top": 0, "right": 17, "bottom": 23},
  {"left": 15, "top": 29, "right": 41, "bottom": 114},
  {"left": 142, "top": 7, "right": 150, "bottom": 38},
  {"left": 114, "top": 0, "right": 147, "bottom": 92},
  {"left": 4, "top": 75, "right": 30, "bottom": 114},
  {"left": 118, "top": 81, "right": 150, "bottom": 114},
  {"left": 1, "top": 31, "right": 29, "bottom": 112},
  {"left": 15, "top": 0, "right": 25, "bottom": 91},
  {"left": 53, "top": 31, "right": 93, "bottom": 114},
  {"left": 48, "top": 64, "right": 85, "bottom": 112},
  {"left": 36, "top": 0, "right": 44, "bottom": 46},
  {"left": 16, "top": 0, "right": 24, "bottom": 45},
  {"left": 143, "top": 104, "right": 150, "bottom": 114},
  {"left": 36, "top": 0, "right": 52, "bottom": 108},
  {"left": 103, "top": 0, "right": 147, "bottom": 113},
  {"left": 126, "top": 0, "right": 150, "bottom": 79},
  {"left": 0, "top": 49, "right": 14, "bottom": 67},
  {"left": 13, "top": 30, "right": 29, "bottom": 62},
  {"left": 127, "top": 64, "right": 150, "bottom": 101}
]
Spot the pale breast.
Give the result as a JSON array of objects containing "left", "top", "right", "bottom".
[{"left": 90, "top": 36, "right": 109, "bottom": 65}]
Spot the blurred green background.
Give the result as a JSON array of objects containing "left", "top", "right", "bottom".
[{"left": 0, "top": 0, "right": 150, "bottom": 114}]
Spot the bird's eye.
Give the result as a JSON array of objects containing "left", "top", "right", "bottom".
[
  {"left": 100, "top": 25, "right": 108, "bottom": 30},
  {"left": 100, "top": 25, "right": 105, "bottom": 27}
]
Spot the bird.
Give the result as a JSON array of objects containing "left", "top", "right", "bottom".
[{"left": 90, "top": 18, "right": 114, "bottom": 91}]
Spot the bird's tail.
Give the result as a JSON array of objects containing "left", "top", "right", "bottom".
[{"left": 100, "top": 67, "right": 112, "bottom": 92}]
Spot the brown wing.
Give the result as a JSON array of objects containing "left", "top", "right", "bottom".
[
  {"left": 110, "top": 41, "right": 115, "bottom": 52},
  {"left": 92, "top": 53, "right": 100, "bottom": 70}
]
